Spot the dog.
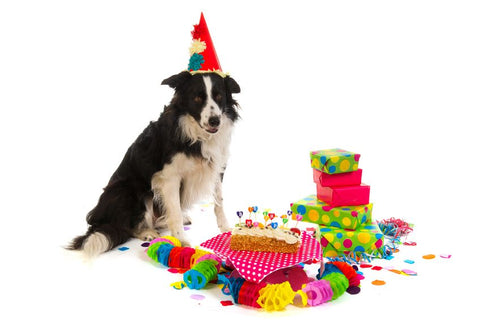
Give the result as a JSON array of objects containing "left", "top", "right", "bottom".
[{"left": 69, "top": 71, "right": 240, "bottom": 258}]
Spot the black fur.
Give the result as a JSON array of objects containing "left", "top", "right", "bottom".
[{"left": 69, "top": 71, "right": 240, "bottom": 252}]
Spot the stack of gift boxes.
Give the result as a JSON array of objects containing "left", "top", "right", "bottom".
[{"left": 291, "top": 148, "right": 384, "bottom": 258}]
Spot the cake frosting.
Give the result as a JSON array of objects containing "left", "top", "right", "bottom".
[
  {"left": 231, "top": 224, "right": 300, "bottom": 244},
  {"left": 230, "top": 223, "right": 301, "bottom": 253}
]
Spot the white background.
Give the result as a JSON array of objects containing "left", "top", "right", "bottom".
[{"left": 1, "top": 0, "right": 479, "bottom": 318}]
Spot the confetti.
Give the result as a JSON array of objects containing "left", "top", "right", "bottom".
[
  {"left": 389, "top": 269, "right": 402, "bottom": 274},
  {"left": 171, "top": 281, "right": 186, "bottom": 290},
  {"left": 422, "top": 254, "right": 436, "bottom": 260},
  {"left": 440, "top": 254, "right": 451, "bottom": 259},
  {"left": 404, "top": 259, "right": 415, "bottom": 264},
  {"left": 184, "top": 226, "right": 191, "bottom": 231},
  {"left": 360, "top": 264, "right": 372, "bottom": 268},
  {"left": 371, "top": 280, "right": 386, "bottom": 286},
  {"left": 190, "top": 294, "right": 206, "bottom": 300},
  {"left": 220, "top": 300, "right": 234, "bottom": 306},
  {"left": 346, "top": 286, "right": 361, "bottom": 294},
  {"left": 402, "top": 269, "right": 417, "bottom": 276},
  {"left": 404, "top": 241, "right": 417, "bottom": 246},
  {"left": 371, "top": 266, "right": 383, "bottom": 271},
  {"left": 168, "top": 268, "right": 179, "bottom": 274},
  {"left": 118, "top": 246, "right": 129, "bottom": 251}
]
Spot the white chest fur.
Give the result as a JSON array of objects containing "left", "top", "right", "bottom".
[{"left": 151, "top": 115, "right": 233, "bottom": 212}]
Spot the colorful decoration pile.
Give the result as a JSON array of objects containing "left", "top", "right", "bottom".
[{"left": 145, "top": 234, "right": 364, "bottom": 311}]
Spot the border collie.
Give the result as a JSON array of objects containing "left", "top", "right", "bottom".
[{"left": 69, "top": 71, "right": 240, "bottom": 258}]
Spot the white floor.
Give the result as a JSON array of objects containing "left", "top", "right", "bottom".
[{"left": 1, "top": 201, "right": 467, "bottom": 320}]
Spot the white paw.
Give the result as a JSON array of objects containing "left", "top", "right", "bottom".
[
  {"left": 137, "top": 229, "right": 161, "bottom": 242},
  {"left": 171, "top": 230, "right": 191, "bottom": 248},
  {"left": 218, "top": 224, "right": 231, "bottom": 233}
]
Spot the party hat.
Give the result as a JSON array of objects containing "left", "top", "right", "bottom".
[{"left": 188, "top": 13, "right": 224, "bottom": 76}]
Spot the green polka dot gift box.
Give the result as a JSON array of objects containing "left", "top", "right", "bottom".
[
  {"left": 291, "top": 195, "right": 372, "bottom": 230},
  {"left": 319, "top": 224, "right": 384, "bottom": 258},
  {"left": 310, "top": 148, "right": 360, "bottom": 174}
]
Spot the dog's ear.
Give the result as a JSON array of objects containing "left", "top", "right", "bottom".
[
  {"left": 161, "top": 71, "right": 192, "bottom": 89},
  {"left": 225, "top": 76, "right": 240, "bottom": 94}
]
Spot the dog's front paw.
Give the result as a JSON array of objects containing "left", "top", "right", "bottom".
[
  {"left": 218, "top": 224, "right": 232, "bottom": 233},
  {"left": 171, "top": 230, "right": 191, "bottom": 247},
  {"left": 136, "top": 229, "right": 161, "bottom": 242}
]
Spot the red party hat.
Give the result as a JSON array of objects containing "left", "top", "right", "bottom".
[{"left": 188, "top": 13, "right": 223, "bottom": 74}]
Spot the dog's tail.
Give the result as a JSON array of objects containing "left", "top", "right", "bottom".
[
  {"left": 68, "top": 178, "right": 146, "bottom": 258},
  {"left": 68, "top": 224, "right": 131, "bottom": 259}
]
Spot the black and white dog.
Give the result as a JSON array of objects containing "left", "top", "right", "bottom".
[{"left": 69, "top": 71, "right": 240, "bottom": 257}]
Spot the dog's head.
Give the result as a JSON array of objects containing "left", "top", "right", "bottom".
[{"left": 162, "top": 71, "right": 240, "bottom": 138}]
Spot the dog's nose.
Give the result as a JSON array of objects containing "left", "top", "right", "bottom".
[{"left": 208, "top": 116, "right": 220, "bottom": 128}]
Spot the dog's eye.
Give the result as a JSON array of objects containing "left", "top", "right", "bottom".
[
  {"left": 215, "top": 94, "right": 223, "bottom": 102},
  {"left": 194, "top": 96, "right": 203, "bottom": 104}
]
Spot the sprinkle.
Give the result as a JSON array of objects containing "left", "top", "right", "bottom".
[
  {"left": 360, "top": 264, "right": 372, "bottom": 268},
  {"left": 371, "top": 266, "right": 383, "bottom": 271},
  {"left": 171, "top": 281, "right": 186, "bottom": 290},
  {"left": 389, "top": 269, "right": 402, "bottom": 274},
  {"left": 404, "top": 241, "right": 417, "bottom": 246},
  {"left": 440, "top": 254, "right": 451, "bottom": 259},
  {"left": 346, "top": 286, "right": 361, "bottom": 294},
  {"left": 371, "top": 280, "right": 386, "bottom": 286},
  {"left": 220, "top": 300, "right": 234, "bottom": 306},
  {"left": 422, "top": 254, "right": 436, "bottom": 260},
  {"left": 402, "top": 269, "right": 417, "bottom": 276},
  {"left": 404, "top": 259, "right": 415, "bottom": 264},
  {"left": 190, "top": 294, "right": 206, "bottom": 300},
  {"left": 118, "top": 246, "right": 129, "bottom": 251},
  {"left": 141, "top": 242, "right": 150, "bottom": 247},
  {"left": 184, "top": 226, "right": 191, "bottom": 231}
]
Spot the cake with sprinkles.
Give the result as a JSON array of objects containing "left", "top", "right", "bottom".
[{"left": 229, "top": 223, "right": 301, "bottom": 254}]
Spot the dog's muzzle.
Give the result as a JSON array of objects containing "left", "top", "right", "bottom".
[{"left": 205, "top": 116, "right": 220, "bottom": 133}]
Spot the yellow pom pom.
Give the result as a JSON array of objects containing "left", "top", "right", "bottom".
[{"left": 162, "top": 236, "right": 182, "bottom": 247}]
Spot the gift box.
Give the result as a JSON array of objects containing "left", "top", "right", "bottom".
[
  {"left": 291, "top": 195, "right": 372, "bottom": 230},
  {"left": 310, "top": 148, "right": 360, "bottom": 174},
  {"left": 319, "top": 223, "right": 384, "bottom": 258},
  {"left": 313, "top": 168, "right": 363, "bottom": 187},
  {"left": 316, "top": 183, "right": 370, "bottom": 207}
]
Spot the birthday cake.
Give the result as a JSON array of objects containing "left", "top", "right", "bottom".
[{"left": 230, "top": 223, "right": 301, "bottom": 254}]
